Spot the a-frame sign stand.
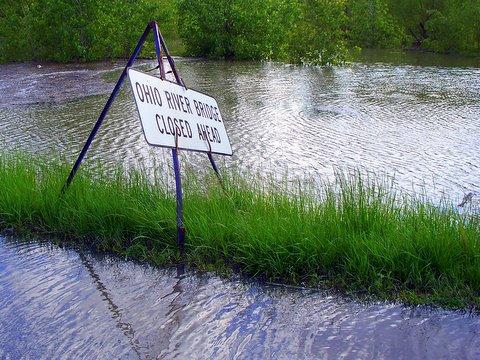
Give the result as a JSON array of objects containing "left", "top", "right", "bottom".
[{"left": 61, "top": 21, "right": 224, "bottom": 254}]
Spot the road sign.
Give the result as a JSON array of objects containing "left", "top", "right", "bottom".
[
  {"left": 63, "top": 22, "right": 228, "bottom": 253},
  {"left": 128, "top": 68, "right": 232, "bottom": 156}
]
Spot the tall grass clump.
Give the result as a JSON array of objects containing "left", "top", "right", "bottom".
[{"left": 0, "top": 153, "right": 479, "bottom": 309}]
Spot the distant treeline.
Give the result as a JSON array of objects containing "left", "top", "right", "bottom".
[
  {"left": 0, "top": 0, "right": 178, "bottom": 62},
  {"left": 178, "top": 0, "right": 480, "bottom": 64},
  {"left": 1, "top": 0, "right": 479, "bottom": 64}
]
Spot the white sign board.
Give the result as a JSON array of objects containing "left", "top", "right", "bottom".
[{"left": 128, "top": 69, "right": 232, "bottom": 155}]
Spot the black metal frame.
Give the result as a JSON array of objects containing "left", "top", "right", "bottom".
[{"left": 62, "top": 21, "right": 222, "bottom": 254}]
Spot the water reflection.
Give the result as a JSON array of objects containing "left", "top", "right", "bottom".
[
  {"left": 357, "top": 48, "right": 480, "bottom": 68},
  {"left": 78, "top": 252, "right": 142, "bottom": 357},
  {"left": 0, "top": 238, "right": 479, "bottom": 359}
]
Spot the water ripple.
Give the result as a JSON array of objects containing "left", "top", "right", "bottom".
[
  {"left": 2, "top": 57, "right": 480, "bottom": 204},
  {"left": 1, "top": 238, "right": 479, "bottom": 359}
]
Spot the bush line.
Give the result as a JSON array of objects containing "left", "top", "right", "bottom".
[{"left": 2, "top": 1, "right": 479, "bottom": 64}]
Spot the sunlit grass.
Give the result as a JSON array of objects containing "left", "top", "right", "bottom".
[{"left": 0, "top": 153, "right": 479, "bottom": 309}]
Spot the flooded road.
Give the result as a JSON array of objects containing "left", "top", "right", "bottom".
[
  {"left": 1, "top": 238, "right": 479, "bottom": 359},
  {"left": 1, "top": 51, "right": 480, "bottom": 358}
]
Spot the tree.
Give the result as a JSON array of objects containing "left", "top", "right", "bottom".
[{"left": 347, "top": 0, "right": 404, "bottom": 48}]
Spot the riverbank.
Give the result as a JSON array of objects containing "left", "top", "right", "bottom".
[{"left": 1, "top": 153, "right": 479, "bottom": 310}]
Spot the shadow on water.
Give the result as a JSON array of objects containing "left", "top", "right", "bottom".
[
  {"left": 79, "top": 249, "right": 188, "bottom": 358},
  {"left": 356, "top": 48, "right": 480, "bottom": 68}
]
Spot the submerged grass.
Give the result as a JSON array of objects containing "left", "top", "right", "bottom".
[{"left": 0, "top": 153, "right": 479, "bottom": 309}]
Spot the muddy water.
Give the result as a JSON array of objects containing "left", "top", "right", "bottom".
[
  {"left": 1, "top": 51, "right": 480, "bottom": 358},
  {"left": 1, "top": 238, "right": 479, "bottom": 359}
]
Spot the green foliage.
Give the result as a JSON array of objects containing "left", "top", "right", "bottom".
[
  {"left": 424, "top": 0, "right": 480, "bottom": 55},
  {"left": 0, "top": 0, "right": 32, "bottom": 61},
  {"left": 1, "top": 153, "right": 480, "bottom": 309},
  {"left": 177, "top": 0, "right": 350, "bottom": 65},
  {"left": 230, "top": 0, "right": 281, "bottom": 60},
  {"left": 1, "top": 0, "right": 479, "bottom": 63},
  {"left": 346, "top": 0, "right": 405, "bottom": 48},
  {"left": 284, "top": 0, "right": 349, "bottom": 65},
  {"left": 177, "top": 0, "right": 279, "bottom": 60},
  {"left": 176, "top": 0, "right": 480, "bottom": 63},
  {"left": 177, "top": 0, "right": 233, "bottom": 58},
  {"left": 387, "top": 0, "right": 440, "bottom": 47},
  {"left": 0, "top": 0, "right": 178, "bottom": 62},
  {"left": 387, "top": 0, "right": 480, "bottom": 55}
]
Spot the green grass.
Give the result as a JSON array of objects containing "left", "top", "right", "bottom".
[{"left": 1, "top": 153, "right": 479, "bottom": 309}]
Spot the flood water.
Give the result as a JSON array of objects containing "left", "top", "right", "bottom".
[
  {"left": 1, "top": 50, "right": 480, "bottom": 358},
  {"left": 1, "top": 50, "right": 479, "bottom": 204},
  {"left": 1, "top": 237, "right": 479, "bottom": 359}
]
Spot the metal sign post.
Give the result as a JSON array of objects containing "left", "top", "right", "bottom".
[{"left": 62, "top": 21, "right": 231, "bottom": 255}]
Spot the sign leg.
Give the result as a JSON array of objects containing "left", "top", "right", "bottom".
[
  {"left": 172, "top": 148, "right": 185, "bottom": 254},
  {"left": 61, "top": 23, "right": 152, "bottom": 193},
  {"left": 152, "top": 23, "right": 186, "bottom": 255},
  {"left": 207, "top": 153, "right": 224, "bottom": 186}
]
